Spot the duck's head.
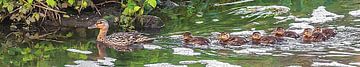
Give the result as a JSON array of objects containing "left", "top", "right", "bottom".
[
  {"left": 183, "top": 32, "right": 193, "bottom": 40},
  {"left": 274, "top": 27, "right": 285, "bottom": 34},
  {"left": 88, "top": 19, "right": 109, "bottom": 29},
  {"left": 218, "top": 32, "right": 230, "bottom": 41},
  {"left": 314, "top": 27, "right": 321, "bottom": 33},
  {"left": 251, "top": 32, "right": 261, "bottom": 40},
  {"left": 303, "top": 28, "right": 312, "bottom": 37}
]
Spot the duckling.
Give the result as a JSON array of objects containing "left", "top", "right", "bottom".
[
  {"left": 218, "top": 32, "right": 248, "bottom": 46},
  {"left": 272, "top": 27, "right": 300, "bottom": 39},
  {"left": 182, "top": 32, "right": 210, "bottom": 46},
  {"left": 251, "top": 32, "right": 277, "bottom": 45},
  {"left": 302, "top": 28, "right": 326, "bottom": 43},
  {"left": 314, "top": 27, "right": 336, "bottom": 39},
  {"left": 88, "top": 19, "right": 154, "bottom": 52},
  {"left": 302, "top": 28, "right": 313, "bottom": 43}
]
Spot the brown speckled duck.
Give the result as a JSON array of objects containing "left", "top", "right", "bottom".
[
  {"left": 182, "top": 32, "right": 210, "bottom": 46},
  {"left": 218, "top": 32, "right": 248, "bottom": 46},
  {"left": 251, "top": 32, "right": 277, "bottom": 45},
  {"left": 314, "top": 27, "right": 336, "bottom": 39},
  {"left": 302, "top": 28, "right": 326, "bottom": 43},
  {"left": 88, "top": 19, "right": 154, "bottom": 52},
  {"left": 272, "top": 27, "right": 300, "bottom": 39}
]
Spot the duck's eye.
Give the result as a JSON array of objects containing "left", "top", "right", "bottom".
[{"left": 96, "top": 22, "right": 102, "bottom": 24}]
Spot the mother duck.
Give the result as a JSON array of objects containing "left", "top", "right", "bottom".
[{"left": 88, "top": 19, "right": 154, "bottom": 54}]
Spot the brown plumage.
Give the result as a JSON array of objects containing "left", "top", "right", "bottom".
[
  {"left": 272, "top": 27, "right": 300, "bottom": 39},
  {"left": 302, "top": 28, "right": 327, "bottom": 43},
  {"left": 88, "top": 19, "right": 154, "bottom": 52},
  {"left": 251, "top": 32, "right": 277, "bottom": 45},
  {"left": 314, "top": 27, "right": 336, "bottom": 40},
  {"left": 182, "top": 32, "right": 210, "bottom": 46},
  {"left": 218, "top": 32, "right": 248, "bottom": 46},
  {"left": 302, "top": 28, "right": 313, "bottom": 43}
]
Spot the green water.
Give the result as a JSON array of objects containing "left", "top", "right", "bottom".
[{"left": 1, "top": 0, "right": 360, "bottom": 67}]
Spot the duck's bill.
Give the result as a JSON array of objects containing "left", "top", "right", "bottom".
[{"left": 88, "top": 24, "right": 97, "bottom": 29}]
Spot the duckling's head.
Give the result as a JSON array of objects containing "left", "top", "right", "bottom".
[
  {"left": 251, "top": 32, "right": 261, "bottom": 40},
  {"left": 183, "top": 32, "right": 193, "bottom": 40},
  {"left": 303, "top": 28, "right": 312, "bottom": 37},
  {"left": 218, "top": 32, "right": 230, "bottom": 41},
  {"left": 314, "top": 27, "right": 321, "bottom": 32},
  {"left": 88, "top": 19, "right": 109, "bottom": 29},
  {"left": 274, "top": 27, "right": 285, "bottom": 34}
]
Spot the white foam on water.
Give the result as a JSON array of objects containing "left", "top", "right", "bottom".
[
  {"left": 199, "top": 60, "right": 242, "bottom": 67},
  {"left": 179, "top": 61, "right": 199, "bottom": 65},
  {"left": 311, "top": 62, "right": 356, "bottom": 67},
  {"left": 172, "top": 48, "right": 201, "bottom": 56},
  {"left": 66, "top": 49, "right": 93, "bottom": 54},
  {"left": 230, "top": 30, "right": 267, "bottom": 36},
  {"left": 288, "top": 23, "right": 314, "bottom": 29},
  {"left": 212, "top": 19, "right": 220, "bottom": 22},
  {"left": 195, "top": 21, "right": 204, "bottom": 24},
  {"left": 143, "top": 45, "right": 162, "bottom": 50},
  {"left": 349, "top": 62, "right": 360, "bottom": 66},
  {"left": 295, "top": 6, "right": 344, "bottom": 24},
  {"left": 65, "top": 57, "right": 116, "bottom": 67},
  {"left": 328, "top": 51, "right": 360, "bottom": 55},
  {"left": 349, "top": 10, "right": 360, "bottom": 17},
  {"left": 354, "top": 19, "right": 360, "bottom": 22}
]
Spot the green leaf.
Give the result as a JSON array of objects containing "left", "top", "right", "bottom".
[
  {"left": 147, "top": 0, "right": 157, "bottom": 8},
  {"left": 122, "top": 7, "right": 130, "bottom": 15},
  {"left": 81, "top": 0, "right": 87, "bottom": 7},
  {"left": 21, "top": 48, "right": 31, "bottom": 54},
  {"left": 33, "top": 13, "right": 40, "bottom": 21},
  {"left": 27, "top": 0, "right": 33, "bottom": 4},
  {"left": 68, "top": 0, "right": 75, "bottom": 5},
  {"left": 133, "top": 6, "right": 141, "bottom": 13},
  {"left": 66, "top": 32, "right": 73, "bottom": 37},
  {"left": 46, "top": 0, "right": 57, "bottom": 7},
  {"left": 6, "top": 4, "right": 13, "bottom": 12},
  {"left": 138, "top": 8, "right": 144, "bottom": 15},
  {"left": 35, "top": 43, "right": 40, "bottom": 48},
  {"left": 34, "top": 50, "right": 42, "bottom": 56},
  {"left": 79, "top": 54, "right": 88, "bottom": 59}
]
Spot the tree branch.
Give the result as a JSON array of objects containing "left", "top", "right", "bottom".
[{"left": 33, "top": 4, "right": 66, "bottom": 14}]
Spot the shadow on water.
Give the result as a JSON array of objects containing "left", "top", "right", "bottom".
[{"left": 1, "top": 0, "right": 360, "bottom": 67}]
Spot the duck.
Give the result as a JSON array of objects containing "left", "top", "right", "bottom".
[
  {"left": 88, "top": 19, "right": 154, "bottom": 52},
  {"left": 302, "top": 28, "right": 313, "bottom": 43},
  {"left": 302, "top": 28, "right": 326, "bottom": 43},
  {"left": 314, "top": 27, "right": 336, "bottom": 39},
  {"left": 182, "top": 32, "right": 210, "bottom": 46},
  {"left": 272, "top": 27, "right": 300, "bottom": 39},
  {"left": 218, "top": 32, "right": 248, "bottom": 46},
  {"left": 251, "top": 32, "right": 278, "bottom": 45}
]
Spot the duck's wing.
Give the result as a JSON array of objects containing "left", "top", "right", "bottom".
[
  {"left": 105, "top": 32, "right": 136, "bottom": 46},
  {"left": 106, "top": 32, "right": 155, "bottom": 45}
]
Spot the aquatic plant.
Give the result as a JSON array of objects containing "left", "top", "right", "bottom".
[{"left": 119, "top": 0, "right": 157, "bottom": 31}]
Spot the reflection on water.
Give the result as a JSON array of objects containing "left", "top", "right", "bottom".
[{"left": 1, "top": 0, "right": 360, "bottom": 67}]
